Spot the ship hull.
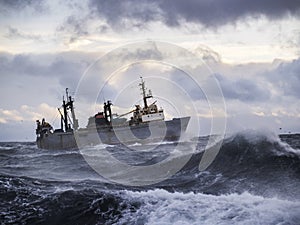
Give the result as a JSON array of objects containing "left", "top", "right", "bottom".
[{"left": 37, "top": 117, "right": 190, "bottom": 150}]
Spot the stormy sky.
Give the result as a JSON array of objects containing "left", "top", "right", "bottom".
[{"left": 0, "top": 0, "right": 299, "bottom": 141}]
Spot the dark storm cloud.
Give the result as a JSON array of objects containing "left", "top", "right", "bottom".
[
  {"left": 57, "top": 15, "right": 90, "bottom": 43},
  {"left": 214, "top": 57, "right": 300, "bottom": 102},
  {"left": 0, "top": 52, "right": 119, "bottom": 104},
  {"left": 0, "top": 0, "right": 46, "bottom": 13},
  {"left": 215, "top": 73, "right": 270, "bottom": 102},
  {"left": 158, "top": 0, "right": 300, "bottom": 27},
  {"left": 0, "top": 52, "right": 91, "bottom": 88},
  {"left": 89, "top": 0, "right": 160, "bottom": 29},
  {"left": 88, "top": 0, "right": 300, "bottom": 29}
]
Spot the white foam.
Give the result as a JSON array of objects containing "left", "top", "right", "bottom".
[
  {"left": 227, "top": 129, "right": 300, "bottom": 157},
  {"left": 79, "top": 143, "right": 114, "bottom": 157},
  {"left": 53, "top": 186, "right": 75, "bottom": 194},
  {"left": 0, "top": 146, "right": 15, "bottom": 150},
  {"left": 128, "top": 142, "right": 143, "bottom": 147},
  {"left": 118, "top": 189, "right": 300, "bottom": 225}
]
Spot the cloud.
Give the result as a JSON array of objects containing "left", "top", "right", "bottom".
[
  {"left": 0, "top": 51, "right": 97, "bottom": 112},
  {"left": 215, "top": 73, "right": 271, "bottom": 102},
  {"left": 0, "top": 46, "right": 163, "bottom": 109},
  {"left": 88, "top": 0, "right": 300, "bottom": 30},
  {"left": 57, "top": 15, "right": 90, "bottom": 44},
  {"left": 1, "top": 49, "right": 300, "bottom": 140},
  {"left": 158, "top": 0, "right": 300, "bottom": 27},
  {"left": 169, "top": 69, "right": 207, "bottom": 101},
  {"left": 5, "top": 26, "right": 43, "bottom": 41},
  {"left": 264, "top": 58, "right": 300, "bottom": 98},
  {"left": 193, "top": 45, "right": 221, "bottom": 63},
  {"left": 0, "top": 103, "right": 59, "bottom": 141},
  {"left": 88, "top": 0, "right": 160, "bottom": 30},
  {"left": 0, "top": 108, "right": 23, "bottom": 123},
  {"left": 0, "top": 52, "right": 91, "bottom": 86},
  {"left": 0, "top": 103, "right": 59, "bottom": 124},
  {"left": 0, "top": 0, "right": 47, "bottom": 14},
  {"left": 72, "top": 43, "right": 165, "bottom": 104}
]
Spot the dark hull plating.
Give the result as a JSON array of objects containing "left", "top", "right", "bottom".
[{"left": 37, "top": 117, "right": 190, "bottom": 150}]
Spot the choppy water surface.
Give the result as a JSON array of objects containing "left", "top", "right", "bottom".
[{"left": 1, "top": 132, "right": 300, "bottom": 224}]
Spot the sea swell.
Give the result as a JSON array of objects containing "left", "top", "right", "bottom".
[
  {"left": 1, "top": 175, "right": 299, "bottom": 225},
  {"left": 0, "top": 131, "right": 299, "bottom": 224},
  {"left": 120, "top": 189, "right": 300, "bottom": 225},
  {"left": 0, "top": 175, "right": 139, "bottom": 225}
]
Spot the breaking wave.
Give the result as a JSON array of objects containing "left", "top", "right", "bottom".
[{"left": 1, "top": 131, "right": 299, "bottom": 224}]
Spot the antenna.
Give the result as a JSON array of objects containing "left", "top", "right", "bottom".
[
  {"left": 139, "top": 76, "right": 152, "bottom": 109},
  {"left": 139, "top": 76, "right": 146, "bottom": 99},
  {"left": 66, "top": 88, "right": 69, "bottom": 100}
]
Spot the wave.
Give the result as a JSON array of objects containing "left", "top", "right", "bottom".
[
  {"left": 2, "top": 174, "right": 299, "bottom": 225},
  {"left": 155, "top": 131, "right": 300, "bottom": 198},
  {"left": 120, "top": 189, "right": 300, "bottom": 225},
  {"left": 1, "top": 131, "right": 299, "bottom": 197},
  {"left": 0, "top": 175, "right": 137, "bottom": 225},
  {"left": 209, "top": 131, "right": 300, "bottom": 174},
  {"left": 1, "top": 131, "right": 300, "bottom": 224}
]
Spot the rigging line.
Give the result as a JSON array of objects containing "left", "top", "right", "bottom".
[
  {"left": 50, "top": 111, "right": 59, "bottom": 125},
  {"left": 67, "top": 113, "right": 73, "bottom": 125}
]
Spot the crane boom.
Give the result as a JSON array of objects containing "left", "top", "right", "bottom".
[{"left": 117, "top": 109, "right": 136, "bottom": 118}]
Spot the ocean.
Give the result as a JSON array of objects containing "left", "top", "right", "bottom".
[{"left": 1, "top": 131, "right": 300, "bottom": 224}]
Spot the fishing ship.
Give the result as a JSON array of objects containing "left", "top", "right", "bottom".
[{"left": 36, "top": 77, "right": 190, "bottom": 149}]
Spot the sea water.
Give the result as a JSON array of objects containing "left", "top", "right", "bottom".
[{"left": 1, "top": 132, "right": 299, "bottom": 224}]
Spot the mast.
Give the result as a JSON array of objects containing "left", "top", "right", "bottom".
[
  {"left": 139, "top": 77, "right": 152, "bottom": 109},
  {"left": 103, "top": 100, "right": 113, "bottom": 124},
  {"left": 68, "top": 91, "right": 79, "bottom": 130},
  {"left": 107, "top": 100, "right": 112, "bottom": 122},
  {"left": 63, "top": 96, "right": 68, "bottom": 132},
  {"left": 62, "top": 88, "right": 79, "bottom": 132}
]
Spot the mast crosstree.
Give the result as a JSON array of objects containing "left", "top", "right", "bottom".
[
  {"left": 139, "top": 77, "right": 153, "bottom": 109},
  {"left": 61, "top": 88, "right": 78, "bottom": 131}
]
